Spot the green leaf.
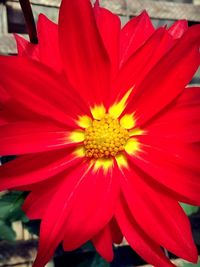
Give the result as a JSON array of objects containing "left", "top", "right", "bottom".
[
  {"left": 182, "top": 261, "right": 200, "bottom": 267},
  {"left": 0, "top": 220, "right": 16, "bottom": 241},
  {"left": 0, "top": 191, "right": 28, "bottom": 222},
  {"left": 180, "top": 203, "right": 199, "bottom": 216},
  {"left": 0, "top": 201, "right": 14, "bottom": 219},
  {"left": 90, "top": 254, "right": 110, "bottom": 267},
  {"left": 81, "top": 241, "right": 95, "bottom": 251}
]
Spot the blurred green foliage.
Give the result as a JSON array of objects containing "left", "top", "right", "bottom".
[
  {"left": 182, "top": 261, "right": 200, "bottom": 267},
  {"left": 0, "top": 191, "right": 28, "bottom": 241},
  {"left": 181, "top": 203, "right": 199, "bottom": 216}
]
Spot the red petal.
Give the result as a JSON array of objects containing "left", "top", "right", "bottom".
[
  {"left": 0, "top": 122, "right": 75, "bottom": 155},
  {"left": 92, "top": 225, "right": 114, "bottom": 262},
  {"left": 116, "top": 196, "right": 176, "bottom": 267},
  {"left": 0, "top": 85, "right": 49, "bottom": 125},
  {"left": 0, "top": 56, "right": 87, "bottom": 126},
  {"left": 109, "top": 217, "right": 123, "bottom": 244},
  {"left": 94, "top": 3, "right": 120, "bottom": 78},
  {"left": 120, "top": 11, "right": 154, "bottom": 66},
  {"left": 58, "top": 0, "right": 110, "bottom": 106},
  {"left": 0, "top": 147, "right": 79, "bottom": 191},
  {"left": 22, "top": 168, "right": 78, "bottom": 220},
  {"left": 14, "top": 34, "right": 39, "bottom": 59},
  {"left": 129, "top": 141, "right": 200, "bottom": 205},
  {"left": 145, "top": 87, "right": 200, "bottom": 143},
  {"left": 23, "top": 192, "right": 48, "bottom": 219},
  {"left": 37, "top": 14, "right": 62, "bottom": 71},
  {"left": 32, "top": 164, "right": 87, "bottom": 267},
  {"left": 32, "top": 164, "right": 119, "bottom": 267},
  {"left": 0, "top": 85, "right": 46, "bottom": 124},
  {"left": 119, "top": 165, "right": 197, "bottom": 262},
  {"left": 126, "top": 25, "right": 200, "bottom": 125},
  {"left": 114, "top": 28, "right": 173, "bottom": 101},
  {"left": 15, "top": 15, "right": 62, "bottom": 72},
  {"left": 0, "top": 86, "right": 10, "bottom": 124},
  {"left": 63, "top": 166, "right": 119, "bottom": 251},
  {"left": 168, "top": 20, "right": 188, "bottom": 39},
  {"left": 0, "top": 98, "right": 45, "bottom": 125},
  {"left": 22, "top": 187, "right": 54, "bottom": 220}
]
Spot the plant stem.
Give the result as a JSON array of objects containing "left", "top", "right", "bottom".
[{"left": 19, "top": 0, "right": 38, "bottom": 44}]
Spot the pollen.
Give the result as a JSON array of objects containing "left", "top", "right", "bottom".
[{"left": 84, "top": 114, "right": 129, "bottom": 159}]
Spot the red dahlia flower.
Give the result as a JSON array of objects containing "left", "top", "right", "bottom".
[{"left": 0, "top": 0, "right": 200, "bottom": 266}]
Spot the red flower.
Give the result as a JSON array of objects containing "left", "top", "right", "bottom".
[{"left": 0, "top": 0, "right": 200, "bottom": 266}]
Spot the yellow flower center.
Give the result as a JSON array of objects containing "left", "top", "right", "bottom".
[{"left": 84, "top": 114, "right": 129, "bottom": 159}]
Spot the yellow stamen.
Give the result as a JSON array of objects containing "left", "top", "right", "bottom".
[
  {"left": 84, "top": 114, "right": 129, "bottom": 159},
  {"left": 71, "top": 89, "right": 143, "bottom": 173}
]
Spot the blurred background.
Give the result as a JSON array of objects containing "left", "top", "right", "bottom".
[{"left": 0, "top": 0, "right": 200, "bottom": 266}]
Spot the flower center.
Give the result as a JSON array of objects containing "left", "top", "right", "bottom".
[{"left": 84, "top": 114, "right": 129, "bottom": 159}]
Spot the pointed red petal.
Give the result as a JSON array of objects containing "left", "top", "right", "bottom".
[
  {"left": 22, "top": 168, "right": 79, "bottom": 220},
  {"left": 92, "top": 225, "right": 114, "bottom": 262},
  {"left": 94, "top": 4, "right": 120, "bottom": 78},
  {"left": 32, "top": 162, "right": 96, "bottom": 267},
  {"left": 109, "top": 217, "right": 123, "bottom": 244},
  {"left": 0, "top": 122, "right": 75, "bottom": 155},
  {"left": 114, "top": 28, "right": 173, "bottom": 101},
  {"left": 0, "top": 148, "right": 79, "bottom": 191},
  {"left": 0, "top": 86, "right": 47, "bottom": 125},
  {"left": 0, "top": 56, "right": 86, "bottom": 126},
  {"left": 33, "top": 163, "right": 119, "bottom": 267},
  {"left": 22, "top": 192, "right": 48, "bottom": 220},
  {"left": 168, "top": 20, "right": 188, "bottom": 39},
  {"left": 120, "top": 11, "right": 154, "bottom": 66},
  {"left": 129, "top": 140, "right": 200, "bottom": 206},
  {"left": 58, "top": 0, "right": 110, "bottom": 106},
  {"left": 119, "top": 166, "right": 197, "bottom": 262},
  {"left": 37, "top": 14, "right": 62, "bottom": 71},
  {"left": 22, "top": 188, "right": 53, "bottom": 220},
  {"left": 116, "top": 196, "right": 176, "bottom": 267},
  {"left": 0, "top": 98, "right": 45, "bottom": 125},
  {"left": 126, "top": 25, "right": 200, "bottom": 125},
  {"left": 15, "top": 16, "right": 62, "bottom": 72},
  {"left": 146, "top": 87, "right": 200, "bottom": 143},
  {"left": 14, "top": 34, "right": 39, "bottom": 59},
  {"left": 63, "top": 167, "right": 119, "bottom": 251}
]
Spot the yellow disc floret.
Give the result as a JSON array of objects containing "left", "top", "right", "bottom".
[{"left": 84, "top": 114, "right": 129, "bottom": 159}]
